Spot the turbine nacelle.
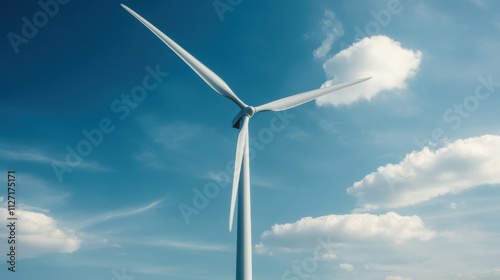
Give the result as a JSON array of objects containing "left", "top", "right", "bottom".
[{"left": 232, "top": 106, "right": 256, "bottom": 129}]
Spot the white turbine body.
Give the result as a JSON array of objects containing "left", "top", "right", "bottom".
[{"left": 121, "top": 4, "right": 370, "bottom": 280}]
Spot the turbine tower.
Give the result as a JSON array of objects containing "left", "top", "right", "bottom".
[{"left": 121, "top": 4, "right": 370, "bottom": 280}]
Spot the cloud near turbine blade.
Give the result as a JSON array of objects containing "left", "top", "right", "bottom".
[
  {"left": 255, "top": 77, "right": 371, "bottom": 113},
  {"left": 317, "top": 35, "right": 422, "bottom": 107}
]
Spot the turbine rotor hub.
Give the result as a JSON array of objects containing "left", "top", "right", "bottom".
[
  {"left": 232, "top": 106, "right": 256, "bottom": 129},
  {"left": 242, "top": 106, "right": 256, "bottom": 118}
]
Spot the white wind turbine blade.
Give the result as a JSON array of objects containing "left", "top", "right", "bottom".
[
  {"left": 229, "top": 116, "right": 249, "bottom": 232},
  {"left": 255, "top": 77, "right": 371, "bottom": 113},
  {"left": 121, "top": 4, "right": 247, "bottom": 109}
]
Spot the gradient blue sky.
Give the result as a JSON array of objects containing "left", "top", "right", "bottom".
[{"left": 1, "top": 1, "right": 500, "bottom": 280}]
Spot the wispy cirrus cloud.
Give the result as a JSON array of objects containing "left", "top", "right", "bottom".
[
  {"left": 141, "top": 239, "right": 230, "bottom": 252},
  {"left": 313, "top": 10, "right": 344, "bottom": 59},
  {"left": 77, "top": 200, "right": 163, "bottom": 229},
  {"left": 150, "top": 122, "right": 203, "bottom": 150},
  {"left": 0, "top": 145, "right": 110, "bottom": 172},
  {"left": 0, "top": 172, "right": 69, "bottom": 207}
]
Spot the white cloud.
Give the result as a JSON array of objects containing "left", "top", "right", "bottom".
[
  {"left": 316, "top": 35, "right": 422, "bottom": 106},
  {"left": 313, "top": 10, "right": 344, "bottom": 59},
  {"left": 339, "top": 263, "right": 354, "bottom": 271},
  {"left": 348, "top": 135, "right": 500, "bottom": 212},
  {"left": 256, "top": 212, "right": 435, "bottom": 255},
  {"left": 386, "top": 276, "right": 413, "bottom": 280},
  {"left": 0, "top": 209, "right": 80, "bottom": 258}
]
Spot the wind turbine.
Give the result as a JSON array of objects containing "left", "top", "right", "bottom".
[{"left": 121, "top": 4, "right": 370, "bottom": 280}]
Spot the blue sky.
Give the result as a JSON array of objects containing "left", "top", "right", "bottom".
[{"left": 1, "top": 0, "right": 500, "bottom": 279}]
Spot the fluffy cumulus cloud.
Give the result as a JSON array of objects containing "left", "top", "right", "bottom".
[
  {"left": 313, "top": 10, "right": 344, "bottom": 59},
  {"left": 348, "top": 135, "right": 500, "bottom": 212},
  {"left": 316, "top": 35, "right": 422, "bottom": 106},
  {"left": 255, "top": 212, "right": 435, "bottom": 255},
  {"left": 1, "top": 208, "right": 80, "bottom": 258}
]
